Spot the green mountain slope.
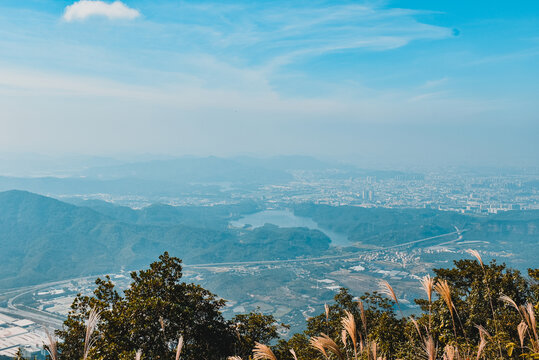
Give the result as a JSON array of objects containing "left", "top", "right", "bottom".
[{"left": 0, "top": 191, "right": 330, "bottom": 288}]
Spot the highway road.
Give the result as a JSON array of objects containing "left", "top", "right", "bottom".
[
  {"left": 184, "top": 228, "right": 465, "bottom": 268},
  {"left": 0, "top": 227, "right": 465, "bottom": 328}
]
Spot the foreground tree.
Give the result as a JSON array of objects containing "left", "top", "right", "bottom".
[
  {"left": 57, "top": 252, "right": 279, "bottom": 360},
  {"left": 53, "top": 251, "right": 538, "bottom": 360},
  {"left": 273, "top": 258, "right": 538, "bottom": 360}
]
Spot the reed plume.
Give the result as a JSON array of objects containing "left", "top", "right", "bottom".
[
  {"left": 325, "top": 303, "right": 330, "bottom": 322},
  {"left": 466, "top": 249, "right": 484, "bottom": 268},
  {"left": 423, "top": 335, "right": 436, "bottom": 360},
  {"left": 420, "top": 275, "right": 435, "bottom": 303},
  {"left": 499, "top": 294, "right": 520, "bottom": 313},
  {"left": 253, "top": 343, "right": 277, "bottom": 360},
  {"left": 420, "top": 275, "right": 435, "bottom": 331},
  {"left": 341, "top": 329, "right": 347, "bottom": 347},
  {"left": 310, "top": 335, "right": 328, "bottom": 359},
  {"left": 443, "top": 345, "right": 456, "bottom": 360},
  {"left": 410, "top": 317, "right": 424, "bottom": 342},
  {"left": 501, "top": 295, "right": 537, "bottom": 350},
  {"left": 83, "top": 307, "right": 101, "bottom": 360},
  {"left": 517, "top": 321, "right": 528, "bottom": 348},
  {"left": 379, "top": 280, "right": 403, "bottom": 316},
  {"left": 43, "top": 328, "right": 58, "bottom": 360},
  {"left": 467, "top": 249, "right": 503, "bottom": 358},
  {"left": 310, "top": 333, "right": 345, "bottom": 360},
  {"left": 523, "top": 303, "right": 539, "bottom": 352},
  {"left": 370, "top": 341, "right": 377, "bottom": 360},
  {"left": 525, "top": 303, "right": 537, "bottom": 342},
  {"left": 434, "top": 279, "right": 458, "bottom": 338},
  {"left": 175, "top": 335, "right": 184, "bottom": 360},
  {"left": 342, "top": 310, "right": 358, "bottom": 359},
  {"left": 290, "top": 349, "right": 298, "bottom": 360},
  {"left": 159, "top": 316, "right": 165, "bottom": 333},
  {"left": 357, "top": 301, "right": 367, "bottom": 335},
  {"left": 475, "top": 325, "right": 490, "bottom": 360},
  {"left": 135, "top": 349, "right": 142, "bottom": 360},
  {"left": 227, "top": 357, "right": 242, "bottom": 360}
]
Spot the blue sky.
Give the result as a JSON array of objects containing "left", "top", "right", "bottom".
[{"left": 0, "top": 0, "right": 537, "bottom": 167}]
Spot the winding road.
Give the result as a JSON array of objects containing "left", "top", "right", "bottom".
[{"left": 0, "top": 227, "right": 465, "bottom": 328}]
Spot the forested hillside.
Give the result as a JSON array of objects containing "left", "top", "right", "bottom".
[{"left": 0, "top": 191, "right": 330, "bottom": 288}]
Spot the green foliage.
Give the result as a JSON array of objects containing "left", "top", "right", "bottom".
[
  {"left": 274, "top": 289, "right": 407, "bottom": 359},
  {"left": 274, "top": 261, "right": 538, "bottom": 360},
  {"left": 231, "top": 312, "right": 284, "bottom": 358},
  {"left": 0, "top": 191, "right": 330, "bottom": 288},
  {"left": 57, "top": 252, "right": 282, "bottom": 360},
  {"left": 29, "top": 251, "right": 537, "bottom": 360},
  {"left": 430, "top": 260, "right": 528, "bottom": 349}
]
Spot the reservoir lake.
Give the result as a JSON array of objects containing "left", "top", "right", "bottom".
[{"left": 230, "top": 209, "right": 350, "bottom": 246}]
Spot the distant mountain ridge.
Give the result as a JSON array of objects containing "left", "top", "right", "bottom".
[
  {"left": 0, "top": 156, "right": 424, "bottom": 197},
  {"left": 81, "top": 156, "right": 293, "bottom": 183}
]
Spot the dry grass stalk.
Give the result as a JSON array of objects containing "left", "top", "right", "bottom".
[
  {"left": 443, "top": 345, "right": 456, "bottom": 360},
  {"left": 525, "top": 303, "right": 538, "bottom": 342},
  {"left": 342, "top": 310, "right": 358, "bottom": 358},
  {"left": 175, "top": 335, "right": 184, "bottom": 360},
  {"left": 325, "top": 303, "right": 330, "bottom": 322},
  {"left": 423, "top": 335, "right": 436, "bottom": 360},
  {"left": 475, "top": 326, "right": 489, "bottom": 360},
  {"left": 310, "top": 335, "right": 328, "bottom": 359},
  {"left": 468, "top": 249, "right": 503, "bottom": 358},
  {"left": 499, "top": 294, "right": 520, "bottom": 313},
  {"left": 434, "top": 279, "right": 458, "bottom": 338},
  {"left": 341, "top": 329, "right": 347, "bottom": 347},
  {"left": 83, "top": 307, "right": 101, "bottom": 360},
  {"left": 357, "top": 301, "right": 367, "bottom": 335},
  {"left": 410, "top": 318, "right": 424, "bottom": 342},
  {"left": 135, "top": 349, "right": 142, "bottom": 360},
  {"left": 420, "top": 274, "right": 435, "bottom": 332},
  {"left": 290, "top": 348, "right": 298, "bottom": 360},
  {"left": 420, "top": 275, "right": 435, "bottom": 303},
  {"left": 43, "top": 328, "right": 58, "bottom": 360},
  {"left": 466, "top": 249, "right": 484, "bottom": 268},
  {"left": 310, "top": 333, "right": 345, "bottom": 360},
  {"left": 370, "top": 341, "right": 377, "bottom": 360},
  {"left": 434, "top": 280, "right": 454, "bottom": 317},
  {"left": 475, "top": 325, "right": 491, "bottom": 341},
  {"left": 159, "top": 316, "right": 165, "bottom": 333},
  {"left": 517, "top": 321, "right": 528, "bottom": 348},
  {"left": 253, "top": 342, "right": 277, "bottom": 360},
  {"left": 500, "top": 295, "right": 537, "bottom": 351},
  {"left": 227, "top": 357, "right": 242, "bottom": 360},
  {"left": 379, "top": 280, "right": 400, "bottom": 309}
]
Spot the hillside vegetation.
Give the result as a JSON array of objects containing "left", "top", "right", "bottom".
[
  {"left": 1, "top": 190, "right": 537, "bottom": 288},
  {"left": 0, "top": 191, "right": 329, "bottom": 288},
  {"left": 41, "top": 252, "right": 539, "bottom": 360}
]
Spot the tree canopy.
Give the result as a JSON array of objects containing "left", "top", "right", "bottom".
[
  {"left": 52, "top": 252, "right": 538, "bottom": 360},
  {"left": 56, "top": 252, "right": 280, "bottom": 360}
]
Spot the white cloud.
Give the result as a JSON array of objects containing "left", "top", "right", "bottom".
[{"left": 63, "top": 1, "right": 140, "bottom": 22}]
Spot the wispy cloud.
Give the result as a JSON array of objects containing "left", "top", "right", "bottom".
[
  {"left": 421, "top": 78, "right": 449, "bottom": 89},
  {"left": 171, "top": 3, "right": 453, "bottom": 68},
  {"left": 63, "top": 1, "right": 140, "bottom": 22}
]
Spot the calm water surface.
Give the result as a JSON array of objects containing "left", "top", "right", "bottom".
[{"left": 230, "top": 209, "right": 350, "bottom": 246}]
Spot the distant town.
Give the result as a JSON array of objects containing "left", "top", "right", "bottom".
[{"left": 1, "top": 164, "right": 537, "bottom": 358}]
